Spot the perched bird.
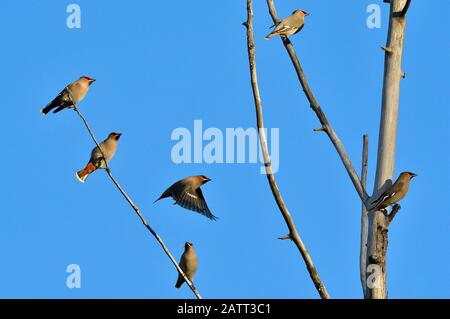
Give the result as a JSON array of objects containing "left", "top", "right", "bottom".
[
  {"left": 265, "top": 9, "right": 309, "bottom": 40},
  {"left": 175, "top": 242, "right": 198, "bottom": 289},
  {"left": 371, "top": 172, "right": 417, "bottom": 210},
  {"left": 40, "top": 76, "right": 96, "bottom": 115},
  {"left": 155, "top": 175, "right": 217, "bottom": 220},
  {"left": 76, "top": 132, "right": 122, "bottom": 183}
]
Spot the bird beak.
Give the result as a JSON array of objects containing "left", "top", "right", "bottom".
[
  {"left": 205, "top": 177, "right": 212, "bottom": 182},
  {"left": 90, "top": 78, "right": 96, "bottom": 84},
  {"left": 411, "top": 173, "right": 417, "bottom": 178}
]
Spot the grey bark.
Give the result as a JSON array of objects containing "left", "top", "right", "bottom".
[
  {"left": 360, "top": 135, "right": 369, "bottom": 296},
  {"left": 366, "top": 0, "right": 409, "bottom": 299},
  {"left": 244, "top": 0, "right": 330, "bottom": 299}
]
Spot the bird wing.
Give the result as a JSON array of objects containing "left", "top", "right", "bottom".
[
  {"left": 175, "top": 186, "right": 217, "bottom": 221},
  {"left": 43, "top": 87, "right": 71, "bottom": 113},
  {"left": 391, "top": 180, "right": 405, "bottom": 194},
  {"left": 175, "top": 256, "right": 187, "bottom": 288},
  {"left": 89, "top": 143, "right": 107, "bottom": 168},
  {"left": 371, "top": 191, "right": 394, "bottom": 208},
  {"left": 292, "top": 24, "right": 304, "bottom": 35},
  {"left": 371, "top": 182, "right": 405, "bottom": 209},
  {"left": 195, "top": 187, "right": 217, "bottom": 220},
  {"left": 273, "top": 23, "right": 297, "bottom": 34}
]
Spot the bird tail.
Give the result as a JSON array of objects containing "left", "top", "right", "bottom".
[
  {"left": 153, "top": 190, "right": 171, "bottom": 203},
  {"left": 369, "top": 192, "right": 387, "bottom": 210},
  {"left": 40, "top": 100, "right": 70, "bottom": 115},
  {"left": 264, "top": 32, "right": 276, "bottom": 40},
  {"left": 52, "top": 105, "right": 68, "bottom": 113},
  {"left": 40, "top": 102, "right": 57, "bottom": 115},
  {"left": 153, "top": 196, "right": 162, "bottom": 204},
  {"left": 76, "top": 162, "right": 97, "bottom": 183},
  {"left": 175, "top": 275, "right": 184, "bottom": 289}
]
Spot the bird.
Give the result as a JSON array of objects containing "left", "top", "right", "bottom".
[
  {"left": 154, "top": 175, "right": 217, "bottom": 220},
  {"left": 76, "top": 132, "right": 122, "bottom": 183},
  {"left": 370, "top": 171, "right": 417, "bottom": 210},
  {"left": 264, "top": 9, "right": 309, "bottom": 40},
  {"left": 175, "top": 242, "right": 198, "bottom": 289},
  {"left": 40, "top": 76, "right": 96, "bottom": 115}
]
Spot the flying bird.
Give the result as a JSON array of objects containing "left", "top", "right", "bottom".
[
  {"left": 265, "top": 9, "right": 309, "bottom": 40},
  {"left": 40, "top": 76, "right": 96, "bottom": 115},
  {"left": 371, "top": 171, "right": 417, "bottom": 210},
  {"left": 175, "top": 242, "right": 198, "bottom": 289},
  {"left": 76, "top": 132, "right": 122, "bottom": 183},
  {"left": 155, "top": 175, "right": 217, "bottom": 220}
]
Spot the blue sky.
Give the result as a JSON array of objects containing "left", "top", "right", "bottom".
[{"left": 0, "top": 1, "right": 449, "bottom": 298}]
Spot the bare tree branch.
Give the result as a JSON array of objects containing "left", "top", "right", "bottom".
[
  {"left": 245, "top": 0, "right": 329, "bottom": 299},
  {"left": 367, "top": 0, "right": 409, "bottom": 299},
  {"left": 71, "top": 103, "right": 202, "bottom": 299},
  {"left": 266, "top": 0, "right": 370, "bottom": 208},
  {"left": 359, "top": 135, "right": 369, "bottom": 296}
]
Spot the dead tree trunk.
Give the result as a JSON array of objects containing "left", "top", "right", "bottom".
[{"left": 365, "top": 0, "right": 410, "bottom": 299}]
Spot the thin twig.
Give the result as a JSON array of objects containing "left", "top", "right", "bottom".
[
  {"left": 71, "top": 102, "right": 202, "bottom": 299},
  {"left": 278, "top": 234, "right": 293, "bottom": 241},
  {"left": 382, "top": 46, "right": 394, "bottom": 54},
  {"left": 245, "top": 0, "right": 329, "bottom": 299},
  {"left": 266, "top": 0, "right": 370, "bottom": 208},
  {"left": 359, "top": 135, "right": 369, "bottom": 296},
  {"left": 67, "top": 88, "right": 109, "bottom": 171}
]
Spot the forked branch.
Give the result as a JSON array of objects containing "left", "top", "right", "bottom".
[
  {"left": 245, "top": 0, "right": 329, "bottom": 299},
  {"left": 266, "top": 0, "right": 370, "bottom": 208}
]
